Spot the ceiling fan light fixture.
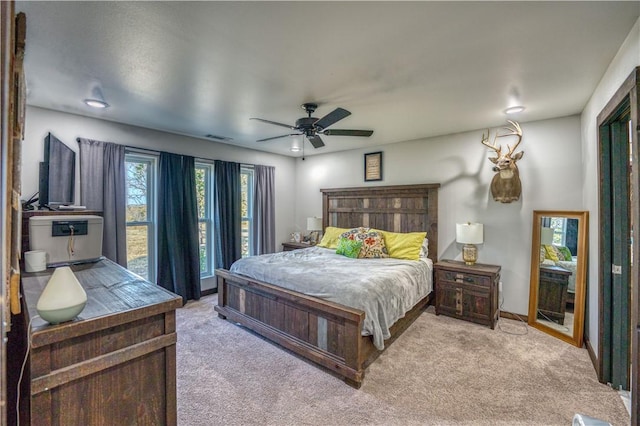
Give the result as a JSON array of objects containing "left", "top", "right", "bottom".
[
  {"left": 252, "top": 103, "right": 372, "bottom": 150},
  {"left": 290, "top": 138, "right": 302, "bottom": 152},
  {"left": 504, "top": 105, "right": 525, "bottom": 115}
]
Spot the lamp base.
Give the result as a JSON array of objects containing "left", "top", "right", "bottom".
[{"left": 462, "top": 243, "right": 478, "bottom": 265}]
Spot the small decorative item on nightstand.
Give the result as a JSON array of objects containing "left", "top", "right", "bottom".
[{"left": 434, "top": 259, "right": 501, "bottom": 329}]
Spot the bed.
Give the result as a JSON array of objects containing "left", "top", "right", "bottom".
[{"left": 214, "top": 183, "right": 439, "bottom": 387}]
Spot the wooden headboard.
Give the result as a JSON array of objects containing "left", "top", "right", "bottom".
[{"left": 320, "top": 183, "right": 440, "bottom": 261}]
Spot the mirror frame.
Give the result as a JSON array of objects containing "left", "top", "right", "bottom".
[{"left": 528, "top": 210, "right": 589, "bottom": 347}]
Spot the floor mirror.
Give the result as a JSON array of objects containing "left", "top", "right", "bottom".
[{"left": 528, "top": 210, "right": 588, "bottom": 347}]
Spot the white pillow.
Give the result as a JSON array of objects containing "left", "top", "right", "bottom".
[{"left": 419, "top": 237, "right": 429, "bottom": 258}]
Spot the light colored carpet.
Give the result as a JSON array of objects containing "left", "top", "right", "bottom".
[{"left": 176, "top": 295, "right": 630, "bottom": 426}]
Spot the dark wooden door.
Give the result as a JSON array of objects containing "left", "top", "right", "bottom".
[{"left": 599, "top": 92, "right": 632, "bottom": 392}]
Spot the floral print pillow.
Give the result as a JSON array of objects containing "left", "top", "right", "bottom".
[
  {"left": 339, "top": 227, "right": 369, "bottom": 241},
  {"left": 339, "top": 227, "right": 389, "bottom": 259}
]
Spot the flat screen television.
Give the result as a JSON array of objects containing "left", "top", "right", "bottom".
[{"left": 39, "top": 133, "right": 75, "bottom": 208}]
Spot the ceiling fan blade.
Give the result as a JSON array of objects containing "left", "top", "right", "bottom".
[
  {"left": 307, "top": 134, "right": 325, "bottom": 148},
  {"left": 322, "top": 129, "right": 374, "bottom": 137},
  {"left": 250, "top": 117, "right": 296, "bottom": 130},
  {"left": 313, "top": 107, "right": 351, "bottom": 130},
  {"left": 256, "top": 133, "right": 300, "bottom": 142}
]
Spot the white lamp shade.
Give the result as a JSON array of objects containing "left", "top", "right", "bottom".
[
  {"left": 456, "top": 223, "right": 484, "bottom": 244},
  {"left": 540, "top": 227, "right": 554, "bottom": 245},
  {"left": 36, "top": 266, "right": 87, "bottom": 324},
  {"left": 307, "top": 217, "right": 323, "bottom": 231}
]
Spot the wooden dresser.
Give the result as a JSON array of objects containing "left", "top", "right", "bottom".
[
  {"left": 19, "top": 258, "right": 182, "bottom": 425},
  {"left": 434, "top": 260, "right": 501, "bottom": 329}
]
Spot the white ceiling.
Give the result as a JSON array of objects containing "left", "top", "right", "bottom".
[{"left": 16, "top": 1, "right": 640, "bottom": 157}]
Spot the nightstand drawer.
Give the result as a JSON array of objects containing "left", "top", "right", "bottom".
[{"left": 436, "top": 269, "right": 491, "bottom": 288}]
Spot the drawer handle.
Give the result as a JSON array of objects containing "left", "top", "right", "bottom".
[{"left": 454, "top": 274, "right": 475, "bottom": 284}]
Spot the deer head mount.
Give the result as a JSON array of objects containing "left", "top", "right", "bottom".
[{"left": 481, "top": 120, "right": 524, "bottom": 203}]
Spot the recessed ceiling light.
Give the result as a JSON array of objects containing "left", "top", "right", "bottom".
[
  {"left": 205, "top": 134, "right": 234, "bottom": 142},
  {"left": 504, "top": 106, "right": 525, "bottom": 115},
  {"left": 84, "top": 98, "right": 110, "bottom": 109}
]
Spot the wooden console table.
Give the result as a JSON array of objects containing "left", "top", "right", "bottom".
[{"left": 20, "top": 258, "right": 182, "bottom": 425}]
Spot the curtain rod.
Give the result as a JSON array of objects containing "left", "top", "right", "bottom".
[
  {"left": 79, "top": 139, "right": 257, "bottom": 167},
  {"left": 125, "top": 145, "right": 255, "bottom": 167},
  {"left": 125, "top": 145, "right": 160, "bottom": 155}
]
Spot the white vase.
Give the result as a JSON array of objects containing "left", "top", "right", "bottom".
[{"left": 36, "top": 266, "right": 87, "bottom": 324}]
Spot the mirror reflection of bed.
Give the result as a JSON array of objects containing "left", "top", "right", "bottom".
[{"left": 528, "top": 211, "right": 588, "bottom": 347}]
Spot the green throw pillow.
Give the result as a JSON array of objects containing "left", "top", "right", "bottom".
[
  {"left": 336, "top": 237, "right": 362, "bottom": 258},
  {"left": 557, "top": 246, "right": 573, "bottom": 261}
]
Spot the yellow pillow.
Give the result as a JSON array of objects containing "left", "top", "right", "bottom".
[
  {"left": 543, "top": 245, "right": 560, "bottom": 262},
  {"left": 317, "top": 226, "right": 350, "bottom": 249},
  {"left": 375, "top": 230, "right": 427, "bottom": 260}
]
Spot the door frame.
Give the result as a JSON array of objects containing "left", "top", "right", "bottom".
[{"left": 597, "top": 66, "right": 639, "bottom": 424}]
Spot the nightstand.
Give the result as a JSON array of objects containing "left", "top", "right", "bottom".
[
  {"left": 434, "top": 260, "right": 501, "bottom": 329},
  {"left": 537, "top": 264, "right": 571, "bottom": 325},
  {"left": 281, "top": 241, "right": 314, "bottom": 251}
]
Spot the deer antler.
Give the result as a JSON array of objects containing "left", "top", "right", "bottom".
[
  {"left": 481, "top": 129, "right": 502, "bottom": 156},
  {"left": 497, "top": 120, "right": 522, "bottom": 156}
]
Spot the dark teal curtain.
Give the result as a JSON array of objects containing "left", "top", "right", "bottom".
[
  {"left": 157, "top": 152, "right": 200, "bottom": 303},
  {"left": 214, "top": 160, "right": 241, "bottom": 269}
]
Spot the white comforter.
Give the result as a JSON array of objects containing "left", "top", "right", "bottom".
[{"left": 229, "top": 246, "right": 433, "bottom": 350}]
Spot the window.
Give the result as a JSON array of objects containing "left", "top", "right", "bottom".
[
  {"left": 195, "top": 162, "right": 214, "bottom": 277},
  {"left": 125, "top": 153, "right": 157, "bottom": 281},
  {"left": 241, "top": 167, "right": 254, "bottom": 257},
  {"left": 549, "top": 217, "right": 567, "bottom": 246},
  {"left": 125, "top": 158, "right": 252, "bottom": 280}
]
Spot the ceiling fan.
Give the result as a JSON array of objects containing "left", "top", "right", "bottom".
[{"left": 250, "top": 103, "right": 373, "bottom": 149}]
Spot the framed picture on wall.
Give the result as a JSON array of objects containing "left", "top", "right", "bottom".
[{"left": 364, "top": 151, "right": 383, "bottom": 182}]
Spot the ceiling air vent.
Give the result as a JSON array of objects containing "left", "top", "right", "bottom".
[{"left": 205, "top": 134, "right": 234, "bottom": 142}]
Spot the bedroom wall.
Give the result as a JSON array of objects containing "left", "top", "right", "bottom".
[
  {"left": 580, "top": 16, "right": 640, "bottom": 356},
  {"left": 21, "top": 106, "right": 297, "bottom": 291},
  {"left": 294, "top": 116, "right": 583, "bottom": 316}
]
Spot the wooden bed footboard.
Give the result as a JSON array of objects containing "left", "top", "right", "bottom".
[
  {"left": 214, "top": 268, "right": 433, "bottom": 387},
  {"left": 214, "top": 268, "right": 368, "bottom": 386}
]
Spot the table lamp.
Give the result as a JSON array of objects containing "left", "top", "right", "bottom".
[
  {"left": 540, "top": 227, "right": 554, "bottom": 246},
  {"left": 456, "top": 222, "right": 484, "bottom": 265},
  {"left": 307, "top": 217, "right": 323, "bottom": 244}
]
